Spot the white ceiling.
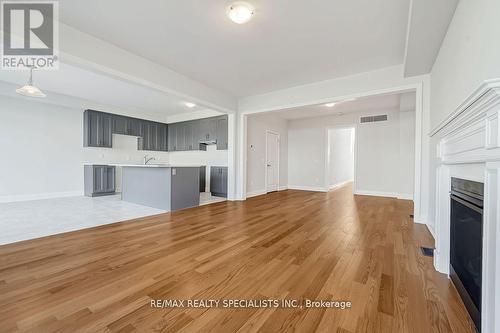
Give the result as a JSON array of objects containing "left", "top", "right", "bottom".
[
  {"left": 404, "top": 0, "right": 458, "bottom": 77},
  {"left": 268, "top": 92, "right": 412, "bottom": 120},
  {"left": 0, "top": 63, "right": 205, "bottom": 119},
  {"left": 59, "top": 0, "right": 411, "bottom": 97}
]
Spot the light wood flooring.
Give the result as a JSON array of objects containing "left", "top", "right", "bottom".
[{"left": 0, "top": 184, "right": 475, "bottom": 332}]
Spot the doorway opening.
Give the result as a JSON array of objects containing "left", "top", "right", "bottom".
[{"left": 327, "top": 127, "right": 355, "bottom": 191}]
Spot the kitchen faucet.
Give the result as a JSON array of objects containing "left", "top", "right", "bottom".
[{"left": 144, "top": 154, "right": 155, "bottom": 165}]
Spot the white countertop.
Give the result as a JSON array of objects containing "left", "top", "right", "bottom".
[{"left": 84, "top": 163, "right": 203, "bottom": 168}]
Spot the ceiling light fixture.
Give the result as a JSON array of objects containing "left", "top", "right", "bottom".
[
  {"left": 227, "top": 2, "right": 254, "bottom": 24},
  {"left": 185, "top": 102, "right": 196, "bottom": 108},
  {"left": 324, "top": 102, "right": 336, "bottom": 107},
  {"left": 16, "top": 66, "right": 46, "bottom": 98}
]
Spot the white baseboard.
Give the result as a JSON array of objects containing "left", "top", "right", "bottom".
[
  {"left": 397, "top": 193, "right": 414, "bottom": 200},
  {"left": 287, "top": 185, "right": 328, "bottom": 192},
  {"left": 329, "top": 180, "right": 352, "bottom": 191},
  {"left": 246, "top": 189, "right": 267, "bottom": 198},
  {"left": 0, "top": 191, "right": 83, "bottom": 203},
  {"left": 354, "top": 190, "right": 415, "bottom": 200},
  {"left": 427, "top": 222, "right": 436, "bottom": 240},
  {"left": 247, "top": 185, "right": 288, "bottom": 198},
  {"left": 354, "top": 190, "right": 399, "bottom": 198}
]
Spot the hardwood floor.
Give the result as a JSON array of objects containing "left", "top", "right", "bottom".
[{"left": 0, "top": 185, "right": 475, "bottom": 332}]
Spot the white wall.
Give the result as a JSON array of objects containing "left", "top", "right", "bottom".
[
  {"left": 430, "top": 0, "right": 500, "bottom": 130},
  {"left": 287, "top": 108, "right": 415, "bottom": 198},
  {"left": 328, "top": 128, "right": 354, "bottom": 187},
  {"left": 246, "top": 113, "right": 288, "bottom": 196},
  {"left": 399, "top": 111, "right": 415, "bottom": 198},
  {"left": 356, "top": 112, "right": 400, "bottom": 196},
  {"left": 0, "top": 95, "right": 227, "bottom": 201},
  {"left": 426, "top": 0, "right": 500, "bottom": 231}
]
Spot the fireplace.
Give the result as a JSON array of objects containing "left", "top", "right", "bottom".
[{"left": 450, "top": 177, "right": 484, "bottom": 331}]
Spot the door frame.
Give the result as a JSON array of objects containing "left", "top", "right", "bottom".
[
  {"left": 325, "top": 125, "right": 357, "bottom": 192},
  {"left": 265, "top": 130, "right": 280, "bottom": 193}
]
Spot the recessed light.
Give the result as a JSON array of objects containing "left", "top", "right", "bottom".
[
  {"left": 185, "top": 102, "right": 196, "bottom": 108},
  {"left": 227, "top": 2, "right": 254, "bottom": 24},
  {"left": 324, "top": 103, "right": 336, "bottom": 107}
]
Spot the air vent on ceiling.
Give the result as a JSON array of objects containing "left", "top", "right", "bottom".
[{"left": 360, "top": 114, "right": 388, "bottom": 123}]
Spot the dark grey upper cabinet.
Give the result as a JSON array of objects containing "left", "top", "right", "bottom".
[
  {"left": 84, "top": 110, "right": 227, "bottom": 152},
  {"left": 168, "top": 123, "right": 178, "bottom": 151},
  {"left": 113, "top": 115, "right": 143, "bottom": 137},
  {"left": 84, "top": 110, "right": 112, "bottom": 148},
  {"left": 138, "top": 121, "right": 167, "bottom": 152},
  {"left": 157, "top": 124, "right": 168, "bottom": 151},
  {"left": 216, "top": 115, "right": 228, "bottom": 150},
  {"left": 113, "top": 115, "right": 128, "bottom": 135},
  {"left": 127, "top": 118, "right": 143, "bottom": 137},
  {"left": 166, "top": 116, "right": 228, "bottom": 152},
  {"left": 199, "top": 118, "right": 217, "bottom": 141},
  {"left": 175, "top": 123, "right": 186, "bottom": 151}
]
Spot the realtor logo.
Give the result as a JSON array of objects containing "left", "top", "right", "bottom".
[{"left": 1, "top": 1, "right": 59, "bottom": 70}]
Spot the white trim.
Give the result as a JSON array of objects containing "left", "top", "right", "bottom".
[
  {"left": 431, "top": 79, "right": 500, "bottom": 332},
  {"left": 329, "top": 180, "right": 352, "bottom": 190},
  {"left": 288, "top": 185, "right": 328, "bottom": 192},
  {"left": 265, "top": 130, "right": 280, "bottom": 193},
  {"left": 426, "top": 221, "right": 436, "bottom": 239},
  {"left": 247, "top": 185, "right": 287, "bottom": 198},
  {"left": 430, "top": 79, "right": 500, "bottom": 137},
  {"left": 397, "top": 193, "right": 414, "bottom": 200},
  {"left": 236, "top": 81, "right": 425, "bottom": 227},
  {"left": 246, "top": 189, "right": 267, "bottom": 198},
  {"left": 0, "top": 191, "right": 83, "bottom": 203},
  {"left": 325, "top": 125, "right": 357, "bottom": 194},
  {"left": 354, "top": 190, "right": 399, "bottom": 198}
]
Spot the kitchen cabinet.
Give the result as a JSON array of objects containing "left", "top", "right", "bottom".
[
  {"left": 83, "top": 110, "right": 227, "bottom": 152},
  {"left": 112, "top": 115, "right": 128, "bottom": 135},
  {"left": 157, "top": 123, "right": 168, "bottom": 151},
  {"left": 184, "top": 121, "right": 195, "bottom": 151},
  {"left": 199, "top": 166, "right": 206, "bottom": 192},
  {"left": 84, "top": 165, "right": 116, "bottom": 197},
  {"left": 138, "top": 121, "right": 168, "bottom": 151},
  {"left": 168, "top": 123, "right": 178, "bottom": 151},
  {"left": 216, "top": 115, "right": 228, "bottom": 150},
  {"left": 127, "top": 118, "right": 143, "bottom": 137},
  {"left": 165, "top": 116, "right": 227, "bottom": 152},
  {"left": 198, "top": 117, "right": 217, "bottom": 142},
  {"left": 176, "top": 122, "right": 186, "bottom": 151},
  {"left": 210, "top": 166, "right": 228, "bottom": 198},
  {"left": 83, "top": 110, "right": 113, "bottom": 148}
]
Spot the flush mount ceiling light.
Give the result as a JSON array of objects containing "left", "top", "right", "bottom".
[
  {"left": 324, "top": 102, "right": 336, "bottom": 107},
  {"left": 185, "top": 102, "right": 196, "bottom": 108},
  {"left": 16, "top": 66, "right": 46, "bottom": 98},
  {"left": 227, "top": 2, "right": 254, "bottom": 24}
]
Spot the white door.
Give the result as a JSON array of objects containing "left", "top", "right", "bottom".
[{"left": 266, "top": 131, "right": 280, "bottom": 193}]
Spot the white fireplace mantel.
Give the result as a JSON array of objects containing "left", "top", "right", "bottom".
[{"left": 431, "top": 78, "right": 500, "bottom": 332}]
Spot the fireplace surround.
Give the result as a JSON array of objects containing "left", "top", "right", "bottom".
[{"left": 431, "top": 79, "right": 500, "bottom": 332}]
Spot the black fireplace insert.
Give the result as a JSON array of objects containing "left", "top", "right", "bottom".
[{"left": 450, "top": 177, "right": 484, "bottom": 332}]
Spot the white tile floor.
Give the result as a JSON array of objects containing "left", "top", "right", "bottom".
[
  {"left": 199, "top": 192, "right": 226, "bottom": 206},
  {"left": 0, "top": 195, "right": 166, "bottom": 245}
]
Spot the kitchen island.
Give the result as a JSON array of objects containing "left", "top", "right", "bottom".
[{"left": 120, "top": 165, "right": 200, "bottom": 211}]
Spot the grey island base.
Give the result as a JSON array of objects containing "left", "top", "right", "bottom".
[{"left": 121, "top": 166, "right": 200, "bottom": 211}]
